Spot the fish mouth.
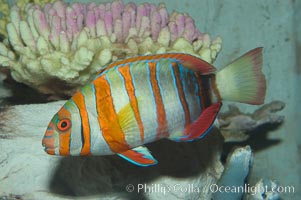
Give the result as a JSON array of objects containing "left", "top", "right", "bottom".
[
  {"left": 42, "top": 140, "right": 56, "bottom": 155},
  {"left": 43, "top": 145, "right": 56, "bottom": 155}
]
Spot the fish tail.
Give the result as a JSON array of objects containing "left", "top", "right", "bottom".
[{"left": 215, "top": 47, "right": 266, "bottom": 105}]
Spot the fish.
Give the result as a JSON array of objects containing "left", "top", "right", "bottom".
[{"left": 42, "top": 48, "right": 266, "bottom": 166}]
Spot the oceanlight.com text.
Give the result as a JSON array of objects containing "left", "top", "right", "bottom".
[
  {"left": 125, "top": 183, "right": 295, "bottom": 196},
  {"left": 209, "top": 183, "right": 295, "bottom": 196}
]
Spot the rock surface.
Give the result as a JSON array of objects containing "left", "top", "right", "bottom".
[
  {"left": 0, "top": 100, "right": 285, "bottom": 199},
  {"left": 0, "top": 101, "right": 225, "bottom": 200}
]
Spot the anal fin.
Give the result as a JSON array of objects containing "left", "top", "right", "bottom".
[
  {"left": 117, "top": 146, "right": 158, "bottom": 167},
  {"left": 179, "top": 102, "right": 222, "bottom": 142}
]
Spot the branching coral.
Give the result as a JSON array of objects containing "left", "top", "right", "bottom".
[
  {"left": 0, "top": 0, "right": 55, "bottom": 37},
  {"left": 0, "top": 0, "right": 222, "bottom": 96},
  {"left": 218, "top": 101, "right": 285, "bottom": 142},
  {"left": 0, "top": 0, "right": 10, "bottom": 37}
]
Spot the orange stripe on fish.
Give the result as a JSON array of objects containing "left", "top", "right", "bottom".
[
  {"left": 118, "top": 65, "right": 145, "bottom": 143},
  {"left": 98, "top": 53, "right": 216, "bottom": 75},
  {"left": 94, "top": 75, "right": 131, "bottom": 153},
  {"left": 173, "top": 63, "right": 191, "bottom": 127},
  {"left": 72, "top": 92, "right": 91, "bottom": 156},
  {"left": 57, "top": 107, "right": 72, "bottom": 155},
  {"left": 148, "top": 62, "right": 168, "bottom": 138}
]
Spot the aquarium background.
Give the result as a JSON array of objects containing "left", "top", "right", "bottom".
[{"left": 1, "top": 0, "right": 300, "bottom": 199}]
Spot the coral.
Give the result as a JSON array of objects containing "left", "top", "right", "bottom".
[
  {"left": 15, "top": 0, "right": 56, "bottom": 8},
  {"left": 0, "top": 0, "right": 55, "bottom": 38},
  {"left": 213, "top": 146, "right": 252, "bottom": 200},
  {"left": 0, "top": 0, "right": 222, "bottom": 96},
  {"left": 245, "top": 179, "right": 281, "bottom": 200},
  {"left": 218, "top": 101, "right": 285, "bottom": 142},
  {"left": 0, "top": 0, "right": 10, "bottom": 37}
]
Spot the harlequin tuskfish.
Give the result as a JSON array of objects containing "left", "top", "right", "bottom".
[{"left": 42, "top": 48, "right": 266, "bottom": 166}]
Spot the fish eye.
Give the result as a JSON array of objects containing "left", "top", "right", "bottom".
[{"left": 57, "top": 119, "right": 71, "bottom": 132}]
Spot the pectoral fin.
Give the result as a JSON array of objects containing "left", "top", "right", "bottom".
[
  {"left": 117, "top": 102, "right": 137, "bottom": 134},
  {"left": 179, "top": 102, "right": 222, "bottom": 141},
  {"left": 117, "top": 146, "right": 158, "bottom": 167}
]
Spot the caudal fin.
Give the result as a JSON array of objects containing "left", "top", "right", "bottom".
[{"left": 215, "top": 48, "right": 266, "bottom": 105}]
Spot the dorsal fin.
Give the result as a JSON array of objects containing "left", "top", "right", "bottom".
[{"left": 97, "top": 53, "right": 216, "bottom": 75}]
